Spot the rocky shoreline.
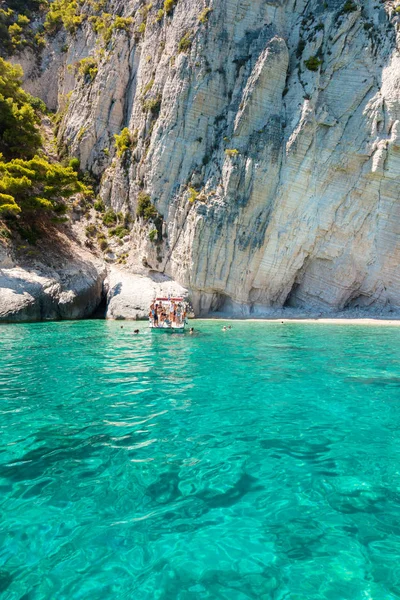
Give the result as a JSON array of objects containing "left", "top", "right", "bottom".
[
  {"left": 1, "top": 217, "right": 398, "bottom": 325},
  {"left": 0, "top": 234, "right": 189, "bottom": 322},
  {"left": 2, "top": 254, "right": 399, "bottom": 323},
  {"left": 0, "top": 264, "right": 188, "bottom": 324}
]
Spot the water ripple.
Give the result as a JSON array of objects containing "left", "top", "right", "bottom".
[{"left": 0, "top": 320, "right": 400, "bottom": 598}]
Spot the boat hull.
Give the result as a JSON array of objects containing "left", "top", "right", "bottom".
[{"left": 149, "top": 325, "right": 185, "bottom": 333}]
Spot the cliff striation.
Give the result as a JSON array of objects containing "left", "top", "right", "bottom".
[{"left": 5, "top": 0, "right": 400, "bottom": 317}]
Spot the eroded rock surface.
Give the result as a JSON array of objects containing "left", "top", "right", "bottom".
[
  {"left": 0, "top": 238, "right": 106, "bottom": 323},
  {"left": 106, "top": 268, "right": 188, "bottom": 320}
]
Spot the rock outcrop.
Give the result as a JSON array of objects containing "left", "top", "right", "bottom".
[
  {"left": 0, "top": 235, "right": 106, "bottom": 323},
  {"left": 16, "top": 0, "right": 400, "bottom": 316},
  {"left": 105, "top": 268, "right": 188, "bottom": 320}
]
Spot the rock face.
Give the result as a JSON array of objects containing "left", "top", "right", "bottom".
[
  {"left": 19, "top": 0, "right": 400, "bottom": 315},
  {"left": 105, "top": 268, "right": 188, "bottom": 320},
  {"left": 0, "top": 240, "right": 106, "bottom": 323}
]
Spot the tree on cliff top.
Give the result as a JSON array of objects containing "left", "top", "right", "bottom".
[
  {"left": 0, "top": 156, "right": 87, "bottom": 216},
  {"left": 0, "top": 58, "right": 43, "bottom": 160}
]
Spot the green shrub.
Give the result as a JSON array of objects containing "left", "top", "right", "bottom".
[
  {"left": 44, "top": 0, "right": 85, "bottom": 35},
  {"left": 225, "top": 148, "right": 239, "bottom": 157},
  {"left": 102, "top": 209, "right": 117, "bottom": 226},
  {"left": 142, "top": 95, "right": 161, "bottom": 117},
  {"left": 178, "top": 32, "right": 192, "bottom": 53},
  {"left": 69, "top": 157, "right": 80, "bottom": 172},
  {"left": 137, "top": 192, "right": 159, "bottom": 222},
  {"left": 0, "top": 57, "right": 90, "bottom": 222},
  {"left": 0, "top": 6, "right": 41, "bottom": 55},
  {"left": 113, "top": 16, "right": 134, "bottom": 32},
  {"left": 94, "top": 198, "right": 105, "bottom": 212},
  {"left": 0, "top": 58, "right": 42, "bottom": 160},
  {"left": 0, "top": 226, "right": 11, "bottom": 239},
  {"left": 156, "top": 9, "right": 164, "bottom": 22},
  {"left": 109, "top": 225, "right": 129, "bottom": 238},
  {"left": 148, "top": 228, "right": 157, "bottom": 242},
  {"left": 34, "top": 33, "right": 46, "bottom": 49},
  {"left": 342, "top": 0, "right": 357, "bottom": 13},
  {"left": 15, "top": 223, "right": 41, "bottom": 245},
  {"left": 143, "top": 78, "right": 154, "bottom": 95},
  {"left": 85, "top": 223, "right": 97, "bottom": 236},
  {"left": 137, "top": 192, "right": 151, "bottom": 217},
  {"left": 114, "top": 127, "right": 137, "bottom": 157},
  {"left": 77, "top": 126, "right": 87, "bottom": 141},
  {"left": 188, "top": 187, "right": 199, "bottom": 203},
  {"left": 89, "top": 13, "right": 112, "bottom": 41},
  {"left": 78, "top": 57, "right": 98, "bottom": 82},
  {"left": 97, "top": 234, "right": 108, "bottom": 251},
  {"left": 8, "top": 22, "right": 23, "bottom": 47},
  {"left": 0, "top": 156, "right": 87, "bottom": 217},
  {"left": 198, "top": 8, "right": 212, "bottom": 24},
  {"left": 304, "top": 56, "right": 322, "bottom": 71},
  {"left": 164, "top": 0, "right": 177, "bottom": 15}
]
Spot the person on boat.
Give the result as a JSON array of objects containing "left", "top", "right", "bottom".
[
  {"left": 153, "top": 307, "right": 159, "bottom": 327},
  {"left": 170, "top": 304, "right": 176, "bottom": 325},
  {"left": 156, "top": 304, "right": 162, "bottom": 321}
]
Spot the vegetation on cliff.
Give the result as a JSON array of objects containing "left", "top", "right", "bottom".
[
  {"left": 0, "top": 0, "right": 135, "bottom": 58},
  {"left": 0, "top": 58, "right": 89, "bottom": 219},
  {"left": 0, "top": 1, "right": 47, "bottom": 55}
]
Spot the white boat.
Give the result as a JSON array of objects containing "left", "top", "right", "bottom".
[{"left": 149, "top": 297, "right": 188, "bottom": 332}]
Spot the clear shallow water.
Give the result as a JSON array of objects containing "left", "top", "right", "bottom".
[{"left": 1, "top": 321, "right": 400, "bottom": 599}]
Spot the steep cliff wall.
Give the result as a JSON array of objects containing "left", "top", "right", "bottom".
[{"left": 18, "top": 0, "right": 400, "bottom": 315}]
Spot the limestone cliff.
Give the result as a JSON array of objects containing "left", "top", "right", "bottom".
[{"left": 15, "top": 0, "right": 400, "bottom": 316}]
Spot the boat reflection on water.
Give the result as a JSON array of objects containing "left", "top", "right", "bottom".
[{"left": 149, "top": 297, "right": 188, "bottom": 332}]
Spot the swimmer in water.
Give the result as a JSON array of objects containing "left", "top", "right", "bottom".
[
  {"left": 222, "top": 326, "right": 227, "bottom": 331},
  {"left": 189, "top": 327, "right": 194, "bottom": 334},
  {"left": 134, "top": 329, "right": 139, "bottom": 335}
]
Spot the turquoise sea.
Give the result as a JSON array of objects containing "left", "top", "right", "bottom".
[{"left": 1, "top": 320, "right": 400, "bottom": 599}]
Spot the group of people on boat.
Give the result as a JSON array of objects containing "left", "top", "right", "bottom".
[{"left": 149, "top": 299, "right": 187, "bottom": 328}]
